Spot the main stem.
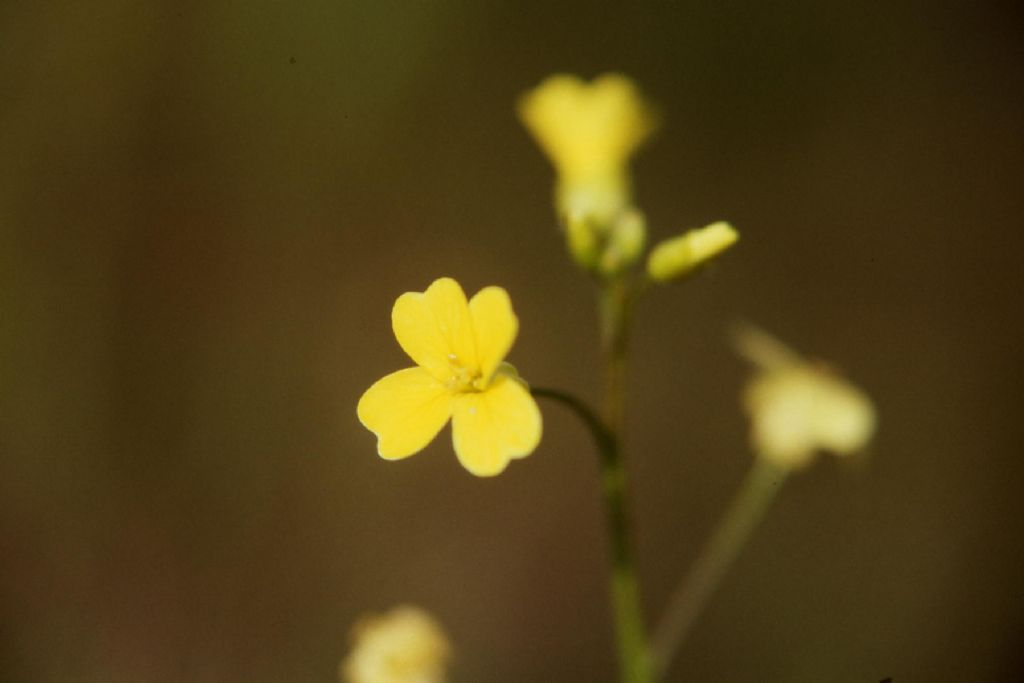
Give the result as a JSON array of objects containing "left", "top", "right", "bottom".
[{"left": 598, "top": 278, "right": 653, "bottom": 683}]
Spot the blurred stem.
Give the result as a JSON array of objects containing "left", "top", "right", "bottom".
[
  {"left": 651, "top": 457, "right": 788, "bottom": 677},
  {"left": 531, "top": 275, "right": 652, "bottom": 683},
  {"left": 598, "top": 276, "right": 652, "bottom": 683}
]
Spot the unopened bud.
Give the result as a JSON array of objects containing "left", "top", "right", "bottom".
[
  {"left": 599, "top": 208, "right": 647, "bottom": 275},
  {"left": 646, "top": 221, "right": 738, "bottom": 282},
  {"left": 565, "top": 211, "right": 602, "bottom": 271}
]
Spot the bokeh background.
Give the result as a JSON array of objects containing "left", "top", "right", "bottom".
[{"left": 2, "top": 2, "right": 1023, "bottom": 681}]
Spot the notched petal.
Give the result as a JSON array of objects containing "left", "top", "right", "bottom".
[
  {"left": 450, "top": 370, "right": 542, "bottom": 477},
  {"left": 357, "top": 367, "right": 454, "bottom": 460},
  {"left": 391, "top": 277, "right": 477, "bottom": 381}
]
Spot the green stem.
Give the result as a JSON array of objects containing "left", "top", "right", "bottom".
[
  {"left": 529, "top": 388, "right": 613, "bottom": 454},
  {"left": 651, "top": 457, "right": 788, "bottom": 677},
  {"left": 598, "top": 277, "right": 653, "bottom": 683},
  {"left": 533, "top": 277, "right": 652, "bottom": 683}
]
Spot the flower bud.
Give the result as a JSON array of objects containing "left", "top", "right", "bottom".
[
  {"left": 564, "top": 210, "right": 602, "bottom": 271},
  {"left": 599, "top": 208, "right": 647, "bottom": 275},
  {"left": 646, "top": 221, "right": 738, "bottom": 282}
]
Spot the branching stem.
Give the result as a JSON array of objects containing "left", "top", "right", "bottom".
[
  {"left": 531, "top": 274, "right": 653, "bottom": 683},
  {"left": 651, "top": 458, "right": 788, "bottom": 676}
]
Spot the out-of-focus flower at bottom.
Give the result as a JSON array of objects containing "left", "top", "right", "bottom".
[
  {"left": 341, "top": 605, "right": 451, "bottom": 683},
  {"left": 736, "top": 325, "right": 877, "bottom": 470}
]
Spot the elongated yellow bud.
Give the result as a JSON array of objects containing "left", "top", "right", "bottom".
[{"left": 646, "top": 221, "right": 738, "bottom": 282}]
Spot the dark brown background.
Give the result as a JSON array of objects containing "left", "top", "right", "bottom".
[{"left": 2, "top": 1, "right": 1023, "bottom": 681}]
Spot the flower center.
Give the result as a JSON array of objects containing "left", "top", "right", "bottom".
[{"left": 445, "top": 354, "right": 485, "bottom": 393}]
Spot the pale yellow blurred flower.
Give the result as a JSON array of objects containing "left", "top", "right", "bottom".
[
  {"left": 646, "top": 221, "right": 739, "bottom": 282},
  {"left": 736, "top": 326, "right": 876, "bottom": 470},
  {"left": 341, "top": 606, "right": 451, "bottom": 683},
  {"left": 518, "top": 73, "right": 658, "bottom": 224}
]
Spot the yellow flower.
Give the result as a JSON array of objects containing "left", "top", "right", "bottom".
[
  {"left": 518, "top": 73, "right": 657, "bottom": 223},
  {"left": 646, "top": 221, "right": 739, "bottom": 282},
  {"left": 341, "top": 605, "right": 451, "bottom": 683},
  {"left": 736, "top": 326, "right": 877, "bottom": 470},
  {"left": 357, "top": 277, "right": 542, "bottom": 477}
]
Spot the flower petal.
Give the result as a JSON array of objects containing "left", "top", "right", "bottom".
[
  {"left": 811, "top": 376, "right": 877, "bottom": 455},
  {"left": 518, "top": 73, "right": 657, "bottom": 182},
  {"left": 745, "top": 373, "right": 819, "bottom": 468},
  {"left": 744, "top": 365, "right": 876, "bottom": 469},
  {"left": 357, "top": 367, "right": 453, "bottom": 460},
  {"left": 391, "top": 278, "right": 477, "bottom": 383},
  {"left": 468, "top": 286, "right": 518, "bottom": 386},
  {"left": 450, "top": 370, "right": 541, "bottom": 476}
]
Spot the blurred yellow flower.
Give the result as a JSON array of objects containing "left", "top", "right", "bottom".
[
  {"left": 518, "top": 73, "right": 657, "bottom": 223},
  {"left": 341, "top": 605, "right": 451, "bottom": 683},
  {"left": 357, "top": 277, "right": 542, "bottom": 477},
  {"left": 736, "top": 326, "right": 876, "bottom": 469},
  {"left": 647, "top": 221, "right": 739, "bottom": 282}
]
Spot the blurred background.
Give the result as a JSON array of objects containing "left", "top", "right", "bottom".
[{"left": 2, "top": 1, "right": 1023, "bottom": 681}]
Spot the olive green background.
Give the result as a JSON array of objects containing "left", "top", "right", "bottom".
[{"left": 2, "top": 2, "right": 1022, "bottom": 681}]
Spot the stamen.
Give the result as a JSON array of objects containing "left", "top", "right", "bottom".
[{"left": 445, "top": 355, "right": 483, "bottom": 393}]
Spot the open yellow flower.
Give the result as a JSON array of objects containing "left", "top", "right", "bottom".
[
  {"left": 341, "top": 605, "right": 451, "bottom": 683},
  {"left": 357, "top": 277, "right": 542, "bottom": 476},
  {"left": 518, "top": 73, "right": 657, "bottom": 223},
  {"left": 736, "top": 326, "right": 877, "bottom": 470}
]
